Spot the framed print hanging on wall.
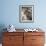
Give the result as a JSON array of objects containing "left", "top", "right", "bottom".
[{"left": 19, "top": 5, "right": 34, "bottom": 23}]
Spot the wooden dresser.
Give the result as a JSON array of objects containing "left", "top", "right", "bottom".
[{"left": 2, "top": 31, "right": 45, "bottom": 46}]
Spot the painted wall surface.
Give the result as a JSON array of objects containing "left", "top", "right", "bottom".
[
  {"left": 0, "top": 0, "right": 46, "bottom": 30},
  {"left": 0, "top": 0, "right": 45, "bottom": 29}
]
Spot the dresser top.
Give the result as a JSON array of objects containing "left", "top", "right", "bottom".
[{"left": 3, "top": 29, "right": 44, "bottom": 33}]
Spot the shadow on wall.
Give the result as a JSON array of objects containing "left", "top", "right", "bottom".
[{"left": 0, "top": 24, "right": 7, "bottom": 43}]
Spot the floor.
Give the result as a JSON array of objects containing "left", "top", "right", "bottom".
[
  {"left": 45, "top": 44, "right": 46, "bottom": 46},
  {"left": 0, "top": 44, "right": 2, "bottom": 46}
]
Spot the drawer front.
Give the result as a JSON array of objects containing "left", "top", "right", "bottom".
[
  {"left": 3, "top": 43, "right": 23, "bottom": 46},
  {"left": 3, "top": 32, "right": 23, "bottom": 36},
  {"left": 24, "top": 36, "right": 44, "bottom": 46},
  {"left": 24, "top": 32, "right": 44, "bottom": 36},
  {"left": 24, "top": 36, "right": 32, "bottom": 46},
  {"left": 3, "top": 43, "right": 15, "bottom": 46},
  {"left": 3, "top": 36, "right": 23, "bottom": 44},
  {"left": 32, "top": 36, "right": 45, "bottom": 44},
  {"left": 32, "top": 44, "right": 44, "bottom": 46},
  {"left": 3, "top": 32, "right": 24, "bottom": 46}
]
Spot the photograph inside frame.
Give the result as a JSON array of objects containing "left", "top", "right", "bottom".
[{"left": 19, "top": 5, "right": 34, "bottom": 23}]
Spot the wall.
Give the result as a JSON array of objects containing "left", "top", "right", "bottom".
[{"left": 0, "top": 0, "right": 46, "bottom": 29}]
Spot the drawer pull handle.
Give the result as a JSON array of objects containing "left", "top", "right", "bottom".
[
  {"left": 32, "top": 39, "right": 36, "bottom": 40},
  {"left": 9, "top": 38, "right": 12, "bottom": 40},
  {"left": 9, "top": 38, "right": 13, "bottom": 40}
]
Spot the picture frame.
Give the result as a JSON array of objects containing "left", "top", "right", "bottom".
[{"left": 19, "top": 5, "right": 34, "bottom": 23}]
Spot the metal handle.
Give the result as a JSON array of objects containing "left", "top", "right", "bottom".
[
  {"left": 32, "top": 39, "right": 36, "bottom": 40},
  {"left": 9, "top": 38, "right": 12, "bottom": 40},
  {"left": 9, "top": 37, "right": 14, "bottom": 40}
]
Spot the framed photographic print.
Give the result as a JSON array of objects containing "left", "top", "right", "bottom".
[{"left": 19, "top": 5, "right": 34, "bottom": 23}]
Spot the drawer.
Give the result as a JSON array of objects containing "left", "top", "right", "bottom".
[
  {"left": 31, "top": 44, "right": 44, "bottom": 46},
  {"left": 32, "top": 36, "right": 45, "bottom": 44},
  {"left": 3, "top": 43, "right": 23, "bottom": 46},
  {"left": 3, "top": 32, "right": 23, "bottom": 36},
  {"left": 3, "top": 37, "right": 23, "bottom": 46},
  {"left": 24, "top": 36, "right": 32, "bottom": 40},
  {"left": 3, "top": 35, "right": 23, "bottom": 44},
  {"left": 24, "top": 36, "right": 32, "bottom": 45},
  {"left": 3, "top": 42, "right": 15, "bottom": 46},
  {"left": 24, "top": 32, "right": 44, "bottom": 36}
]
